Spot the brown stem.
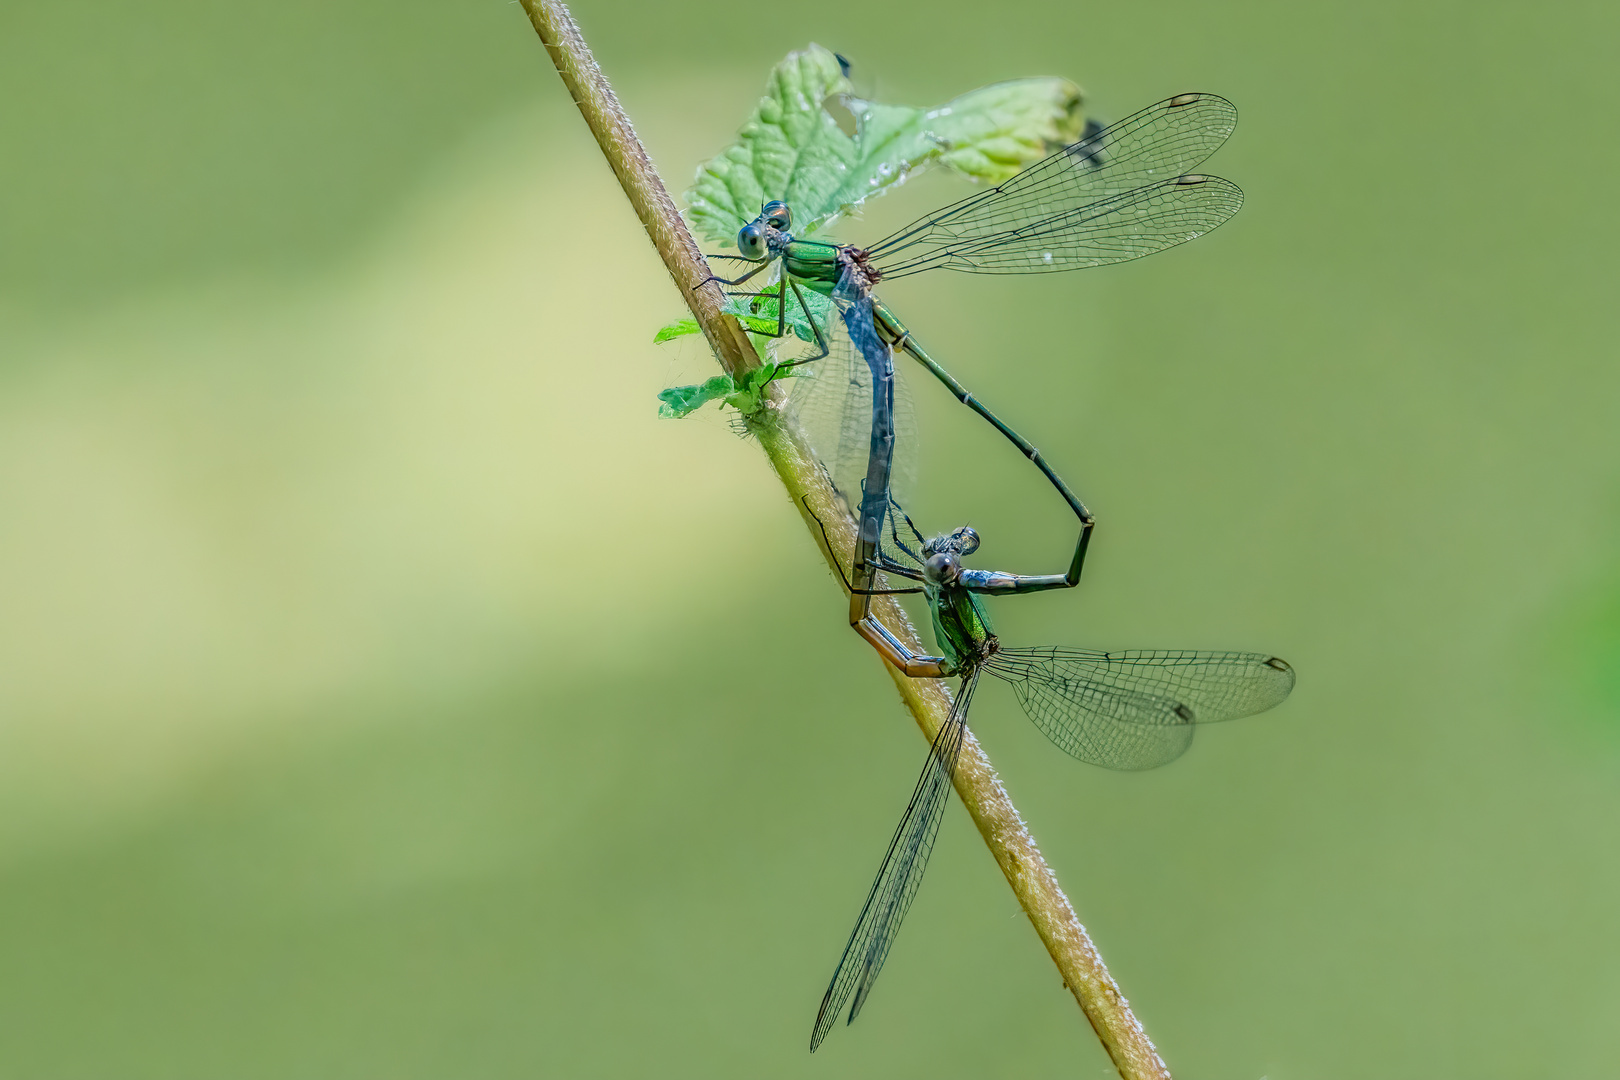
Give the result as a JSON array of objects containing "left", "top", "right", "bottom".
[{"left": 518, "top": 4, "right": 1171, "bottom": 1077}]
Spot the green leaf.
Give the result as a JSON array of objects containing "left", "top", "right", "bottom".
[
  {"left": 853, "top": 77, "right": 1086, "bottom": 188},
  {"left": 657, "top": 363, "right": 782, "bottom": 419},
  {"left": 653, "top": 318, "right": 701, "bottom": 344},
  {"left": 685, "top": 45, "right": 852, "bottom": 246},
  {"left": 730, "top": 289, "right": 832, "bottom": 345},
  {"left": 657, "top": 374, "right": 736, "bottom": 418},
  {"left": 685, "top": 44, "right": 1085, "bottom": 244},
  {"left": 654, "top": 291, "right": 833, "bottom": 349}
]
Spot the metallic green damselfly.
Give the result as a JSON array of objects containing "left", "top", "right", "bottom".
[
  {"left": 803, "top": 499, "right": 1295, "bottom": 1050},
  {"left": 701, "top": 92, "right": 1243, "bottom": 657}
]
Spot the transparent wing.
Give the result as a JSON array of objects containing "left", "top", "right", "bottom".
[
  {"left": 984, "top": 648, "right": 1294, "bottom": 771},
  {"left": 810, "top": 674, "right": 976, "bottom": 1052},
  {"left": 876, "top": 492, "right": 927, "bottom": 578},
  {"left": 872, "top": 172, "right": 1242, "bottom": 278},
  {"left": 866, "top": 92, "right": 1241, "bottom": 277},
  {"left": 786, "top": 289, "right": 919, "bottom": 578},
  {"left": 787, "top": 300, "right": 916, "bottom": 518}
]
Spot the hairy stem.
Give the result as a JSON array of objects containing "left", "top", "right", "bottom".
[{"left": 518, "top": 4, "right": 1171, "bottom": 1077}]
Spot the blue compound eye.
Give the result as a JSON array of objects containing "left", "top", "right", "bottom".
[{"left": 762, "top": 201, "right": 791, "bottom": 230}]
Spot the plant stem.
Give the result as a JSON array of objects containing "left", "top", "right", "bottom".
[{"left": 518, "top": 4, "right": 1172, "bottom": 1077}]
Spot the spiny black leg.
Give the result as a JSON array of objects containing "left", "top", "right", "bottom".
[
  {"left": 802, "top": 497, "right": 924, "bottom": 596},
  {"left": 869, "top": 552, "right": 925, "bottom": 581},
  {"left": 764, "top": 278, "right": 787, "bottom": 340},
  {"left": 693, "top": 260, "right": 767, "bottom": 291},
  {"left": 722, "top": 281, "right": 795, "bottom": 340},
  {"left": 776, "top": 278, "right": 830, "bottom": 369}
]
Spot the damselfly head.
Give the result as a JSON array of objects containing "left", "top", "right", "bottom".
[
  {"left": 924, "top": 525, "right": 979, "bottom": 557},
  {"left": 921, "top": 525, "right": 979, "bottom": 585},
  {"left": 736, "top": 222, "right": 767, "bottom": 260}
]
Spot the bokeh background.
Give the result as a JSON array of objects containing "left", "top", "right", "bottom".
[{"left": 2, "top": 1, "right": 1617, "bottom": 1076}]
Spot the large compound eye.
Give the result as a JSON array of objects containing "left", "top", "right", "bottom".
[
  {"left": 925, "top": 552, "right": 958, "bottom": 583},
  {"left": 955, "top": 527, "right": 980, "bottom": 556},
  {"left": 762, "top": 201, "right": 792, "bottom": 230},
  {"left": 737, "top": 223, "right": 766, "bottom": 260}
]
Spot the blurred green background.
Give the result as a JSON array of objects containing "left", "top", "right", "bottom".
[{"left": 2, "top": 0, "right": 1617, "bottom": 1076}]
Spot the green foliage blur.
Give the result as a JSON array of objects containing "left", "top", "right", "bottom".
[{"left": 1, "top": 1, "right": 1617, "bottom": 1077}]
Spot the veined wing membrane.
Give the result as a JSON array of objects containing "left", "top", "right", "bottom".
[
  {"left": 984, "top": 649, "right": 1294, "bottom": 770},
  {"left": 997, "top": 92, "right": 1237, "bottom": 201},
  {"left": 866, "top": 91, "right": 1240, "bottom": 277},
  {"left": 810, "top": 675, "right": 976, "bottom": 1051},
  {"left": 786, "top": 288, "right": 920, "bottom": 578},
  {"left": 875, "top": 173, "right": 1242, "bottom": 277}
]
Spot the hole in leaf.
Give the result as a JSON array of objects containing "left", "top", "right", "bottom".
[{"left": 824, "top": 95, "right": 858, "bottom": 138}]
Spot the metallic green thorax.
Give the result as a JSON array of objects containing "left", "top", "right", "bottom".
[
  {"left": 781, "top": 239, "right": 843, "bottom": 294},
  {"left": 928, "top": 583, "right": 996, "bottom": 671}
]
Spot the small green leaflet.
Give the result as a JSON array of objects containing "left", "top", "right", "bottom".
[
  {"left": 657, "top": 362, "right": 782, "bottom": 419},
  {"left": 685, "top": 43, "right": 1085, "bottom": 245},
  {"left": 654, "top": 288, "right": 833, "bottom": 348},
  {"left": 652, "top": 319, "right": 701, "bottom": 345}
]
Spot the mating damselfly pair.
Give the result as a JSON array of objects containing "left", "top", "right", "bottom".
[{"left": 690, "top": 91, "right": 1294, "bottom": 1051}]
